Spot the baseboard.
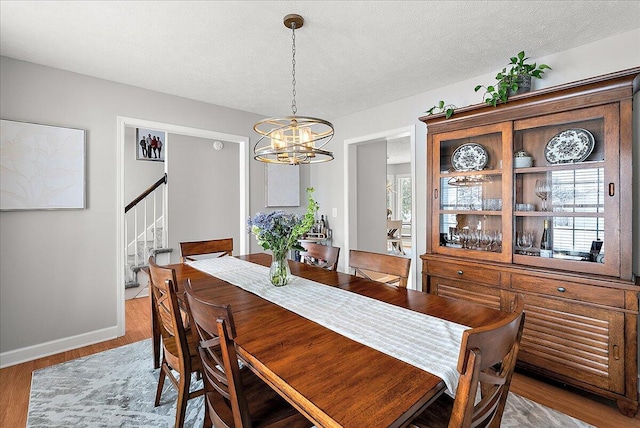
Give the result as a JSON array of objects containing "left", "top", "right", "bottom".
[{"left": 0, "top": 325, "right": 119, "bottom": 369}]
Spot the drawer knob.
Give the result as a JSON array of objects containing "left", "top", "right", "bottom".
[
  {"left": 557, "top": 287, "right": 566, "bottom": 292},
  {"left": 457, "top": 270, "right": 463, "bottom": 275}
]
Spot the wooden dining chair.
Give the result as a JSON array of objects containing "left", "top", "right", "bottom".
[
  {"left": 349, "top": 249, "right": 411, "bottom": 288},
  {"left": 183, "top": 280, "right": 312, "bottom": 428},
  {"left": 299, "top": 242, "right": 340, "bottom": 271},
  {"left": 409, "top": 295, "right": 526, "bottom": 428},
  {"left": 153, "top": 237, "right": 232, "bottom": 371},
  {"left": 180, "top": 238, "right": 233, "bottom": 262},
  {"left": 148, "top": 256, "right": 204, "bottom": 428}
]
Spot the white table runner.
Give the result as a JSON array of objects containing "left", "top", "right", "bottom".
[{"left": 186, "top": 256, "right": 469, "bottom": 395}]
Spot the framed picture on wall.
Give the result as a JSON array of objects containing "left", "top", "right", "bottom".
[
  {"left": 136, "top": 128, "right": 166, "bottom": 161},
  {"left": 265, "top": 163, "right": 300, "bottom": 207},
  {"left": 0, "top": 119, "right": 86, "bottom": 210}
]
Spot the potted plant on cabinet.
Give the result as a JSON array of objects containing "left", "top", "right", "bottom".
[{"left": 475, "top": 50, "right": 551, "bottom": 107}]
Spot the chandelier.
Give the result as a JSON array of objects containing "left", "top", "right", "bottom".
[{"left": 253, "top": 14, "right": 334, "bottom": 164}]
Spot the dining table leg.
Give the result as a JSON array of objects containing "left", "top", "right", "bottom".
[{"left": 150, "top": 289, "right": 160, "bottom": 369}]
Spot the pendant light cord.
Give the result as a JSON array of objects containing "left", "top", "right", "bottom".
[{"left": 291, "top": 22, "right": 297, "bottom": 117}]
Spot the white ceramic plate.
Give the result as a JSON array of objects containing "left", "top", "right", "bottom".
[
  {"left": 451, "top": 143, "right": 488, "bottom": 171},
  {"left": 544, "top": 128, "right": 595, "bottom": 164}
]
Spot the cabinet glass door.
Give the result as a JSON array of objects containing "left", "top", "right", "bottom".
[
  {"left": 432, "top": 123, "right": 512, "bottom": 263},
  {"left": 512, "top": 104, "right": 619, "bottom": 277}
]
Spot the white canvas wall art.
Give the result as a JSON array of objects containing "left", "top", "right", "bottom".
[
  {"left": 265, "top": 163, "right": 299, "bottom": 207},
  {"left": 0, "top": 119, "right": 86, "bottom": 210}
]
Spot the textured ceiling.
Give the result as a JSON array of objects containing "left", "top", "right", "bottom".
[
  {"left": 387, "top": 138, "right": 411, "bottom": 165},
  {"left": 1, "top": 1, "right": 639, "bottom": 120}
]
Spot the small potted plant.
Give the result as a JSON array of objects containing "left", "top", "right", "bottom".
[{"left": 475, "top": 51, "right": 551, "bottom": 107}]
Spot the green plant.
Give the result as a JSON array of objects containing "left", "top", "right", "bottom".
[
  {"left": 475, "top": 51, "right": 551, "bottom": 107},
  {"left": 425, "top": 100, "right": 457, "bottom": 119}
]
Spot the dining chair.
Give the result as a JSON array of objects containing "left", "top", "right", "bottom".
[
  {"left": 152, "top": 237, "right": 232, "bottom": 369},
  {"left": 179, "top": 238, "right": 233, "bottom": 262},
  {"left": 299, "top": 242, "right": 340, "bottom": 271},
  {"left": 409, "top": 295, "right": 526, "bottom": 428},
  {"left": 349, "top": 249, "right": 411, "bottom": 288},
  {"left": 387, "top": 219, "right": 405, "bottom": 255},
  {"left": 148, "top": 256, "right": 204, "bottom": 428},
  {"left": 183, "top": 280, "right": 312, "bottom": 428}
]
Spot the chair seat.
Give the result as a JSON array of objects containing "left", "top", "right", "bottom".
[
  {"left": 205, "top": 355, "right": 310, "bottom": 428},
  {"left": 409, "top": 394, "right": 453, "bottom": 428},
  {"left": 161, "top": 326, "right": 202, "bottom": 373},
  {"left": 243, "top": 368, "right": 309, "bottom": 427}
]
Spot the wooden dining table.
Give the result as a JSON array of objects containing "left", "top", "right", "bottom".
[{"left": 159, "top": 253, "right": 509, "bottom": 428}]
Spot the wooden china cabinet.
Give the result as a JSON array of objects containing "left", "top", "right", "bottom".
[{"left": 419, "top": 68, "right": 640, "bottom": 417}]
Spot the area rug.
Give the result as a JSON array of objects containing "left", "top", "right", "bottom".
[{"left": 27, "top": 339, "right": 593, "bottom": 427}]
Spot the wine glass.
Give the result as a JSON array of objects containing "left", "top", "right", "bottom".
[
  {"left": 517, "top": 230, "right": 534, "bottom": 251},
  {"left": 479, "top": 231, "right": 493, "bottom": 251},
  {"left": 535, "top": 179, "right": 552, "bottom": 211},
  {"left": 494, "top": 230, "right": 503, "bottom": 252}
]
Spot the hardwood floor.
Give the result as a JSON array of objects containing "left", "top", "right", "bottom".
[
  {"left": 1, "top": 296, "right": 639, "bottom": 427},
  {"left": 0, "top": 297, "right": 151, "bottom": 428}
]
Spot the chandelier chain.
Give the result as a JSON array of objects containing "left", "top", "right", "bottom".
[{"left": 291, "top": 22, "right": 297, "bottom": 116}]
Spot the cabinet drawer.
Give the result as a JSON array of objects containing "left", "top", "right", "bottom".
[
  {"left": 426, "top": 262, "right": 500, "bottom": 286},
  {"left": 430, "top": 277, "right": 502, "bottom": 310},
  {"left": 511, "top": 274, "right": 625, "bottom": 308}
]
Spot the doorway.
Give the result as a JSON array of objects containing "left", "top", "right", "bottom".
[
  {"left": 386, "top": 137, "right": 412, "bottom": 257},
  {"left": 116, "top": 116, "right": 250, "bottom": 336},
  {"left": 344, "top": 125, "right": 417, "bottom": 288}
]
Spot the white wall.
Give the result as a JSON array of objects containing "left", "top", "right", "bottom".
[
  {"left": 0, "top": 56, "right": 295, "bottom": 363},
  {"left": 166, "top": 134, "right": 240, "bottom": 264},
  {"left": 355, "top": 140, "right": 387, "bottom": 253},
  {"left": 312, "top": 28, "right": 640, "bottom": 278}
]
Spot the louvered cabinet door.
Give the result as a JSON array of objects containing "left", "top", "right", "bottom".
[{"left": 518, "top": 293, "right": 625, "bottom": 394}]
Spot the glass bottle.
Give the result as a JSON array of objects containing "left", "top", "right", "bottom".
[{"left": 540, "top": 219, "right": 553, "bottom": 258}]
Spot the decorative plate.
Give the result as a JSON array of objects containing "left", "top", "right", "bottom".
[
  {"left": 451, "top": 143, "right": 488, "bottom": 171},
  {"left": 544, "top": 128, "right": 595, "bottom": 164}
]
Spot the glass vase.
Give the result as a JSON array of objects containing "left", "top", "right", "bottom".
[{"left": 269, "top": 253, "right": 291, "bottom": 286}]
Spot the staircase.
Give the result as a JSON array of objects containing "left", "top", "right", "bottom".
[{"left": 125, "top": 174, "right": 172, "bottom": 293}]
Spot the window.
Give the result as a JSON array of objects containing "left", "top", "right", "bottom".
[
  {"left": 551, "top": 168, "right": 604, "bottom": 254},
  {"left": 396, "top": 174, "right": 412, "bottom": 222}
]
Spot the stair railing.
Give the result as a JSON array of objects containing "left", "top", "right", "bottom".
[{"left": 125, "top": 173, "right": 167, "bottom": 273}]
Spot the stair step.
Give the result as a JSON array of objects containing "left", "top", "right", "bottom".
[
  {"left": 127, "top": 247, "right": 173, "bottom": 265},
  {"left": 125, "top": 281, "right": 140, "bottom": 289},
  {"left": 153, "top": 247, "right": 173, "bottom": 255}
]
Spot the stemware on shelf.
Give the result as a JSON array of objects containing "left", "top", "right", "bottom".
[{"left": 535, "top": 179, "right": 552, "bottom": 212}]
